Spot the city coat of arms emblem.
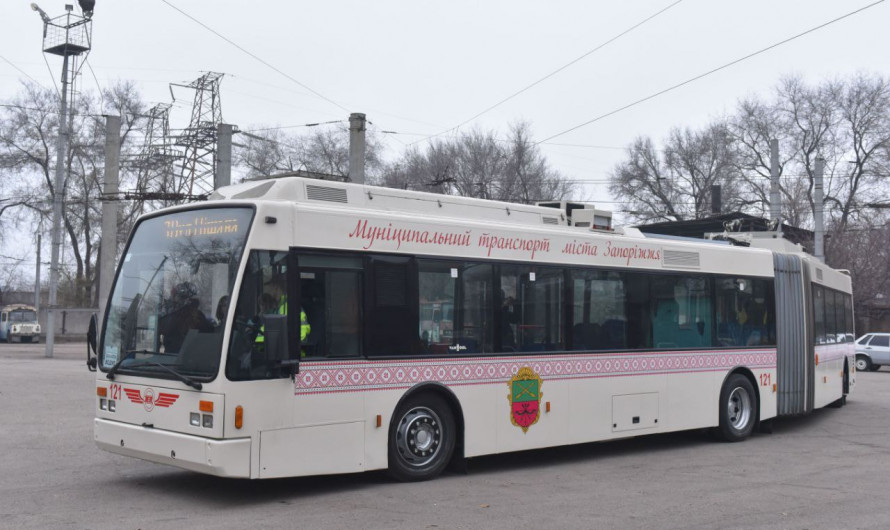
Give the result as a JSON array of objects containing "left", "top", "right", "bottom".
[{"left": 508, "top": 367, "right": 543, "bottom": 433}]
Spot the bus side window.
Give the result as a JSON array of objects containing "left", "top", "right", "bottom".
[
  {"left": 297, "top": 253, "right": 364, "bottom": 359},
  {"left": 0, "top": 313, "right": 5, "bottom": 322}
]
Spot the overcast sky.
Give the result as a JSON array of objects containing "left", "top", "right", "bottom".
[{"left": 2, "top": 0, "right": 889, "bottom": 221}]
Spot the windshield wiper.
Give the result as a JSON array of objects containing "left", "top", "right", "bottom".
[
  {"left": 105, "top": 350, "right": 138, "bottom": 380},
  {"left": 109, "top": 359, "right": 203, "bottom": 391},
  {"left": 105, "top": 349, "right": 178, "bottom": 380}
]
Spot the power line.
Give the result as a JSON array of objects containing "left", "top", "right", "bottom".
[
  {"left": 41, "top": 53, "right": 61, "bottom": 99},
  {"left": 241, "top": 120, "right": 345, "bottom": 133},
  {"left": 412, "top": 0, "right": 684, "bottom": 146},
  {"left": 85, "top": 58, "right": 103, "bottom": 95},
  {"left": 538, "top": 0, "right": 887, "bottom": 144},
  {"left": 0, "top": 55, "right": 46, "bottom": 88},
  {"left": 160, "top": 0, "right": 351, "bottom": 114}
]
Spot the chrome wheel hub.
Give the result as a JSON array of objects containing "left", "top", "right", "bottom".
[
  {"left": 727, "top": 386, "right": 752, "bottom": 431},
  {"left": 395, "top": 406, "right": 442, "bottom": 467}
]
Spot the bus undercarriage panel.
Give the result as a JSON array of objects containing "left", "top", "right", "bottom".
[{"left": 94, "top": 419, "right": 250, "bottom": 478}]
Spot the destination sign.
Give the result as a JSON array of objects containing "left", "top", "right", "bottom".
[{"left": 164, "top": 215, "right": 240, "bottom": 239}]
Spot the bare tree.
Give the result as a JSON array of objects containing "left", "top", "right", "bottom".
[
  {"left": 235, "top": 126, "right": 384, "bottom": 181},
  {"left": 0, "top": 80, "right": 145, "bottom": 306},
  {"left": 379, "top": 122, "right": 576, "bottom": 204},
  {"left": 610, "top": 122, "right": 741, "bottom": 223}
]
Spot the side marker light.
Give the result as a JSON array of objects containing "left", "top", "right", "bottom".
[{"left": 235, "top": 406, "right": 243, "bottom": 429}]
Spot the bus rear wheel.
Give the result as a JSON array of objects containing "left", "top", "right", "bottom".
[
  {"left": 388, "top": 394, "right": 455, "bottom": 482},
  {"left": 717, "top": 374, "right": 756, "bottom": 442}
]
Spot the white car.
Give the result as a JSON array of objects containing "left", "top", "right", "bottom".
[{"left": 855, "top": 333, "right": 890, "bottom": 371}]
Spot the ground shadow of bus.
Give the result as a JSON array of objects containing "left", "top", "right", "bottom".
[{"left": 120, "top": 407, "right": 844, "bottom": 503}]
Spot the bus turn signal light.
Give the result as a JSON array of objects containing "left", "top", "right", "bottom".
[
  {"left": 199, "top": 400, "right": 213, "bottom": 413},
  {"left": 235, "top": 406, "right": 243, "bottom": 429},
  {"left": 97, "top": 387, "right": 107, "bottom": 397}
]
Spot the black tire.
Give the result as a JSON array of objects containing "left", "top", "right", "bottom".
[
  {"left": 388, "top": 393, "right": 456, "bottom": 482},
  {"left": 717, "top": 374, "right": 757, "bottom": 442},
  {"left": 855, "top": 355, "right": 872, "bottom": 372}
]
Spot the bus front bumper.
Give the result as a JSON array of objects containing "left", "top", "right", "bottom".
[{"left": 95, "top": 419, "right": 251, "bottom": 478}]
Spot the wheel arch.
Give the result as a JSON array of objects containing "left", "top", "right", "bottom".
[
  {"left": 391, "top": 382, "right": 465, "bottom": 465},
  {"left": 855, "top": 351, "right": 874, "bottom": 362}
]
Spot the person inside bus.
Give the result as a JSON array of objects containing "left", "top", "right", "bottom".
[
  {"left": 159, "top": 281, "right": 213, "bottom": 353},
  {"left": 215, "top": 295, "right": 229, "bottom": 327},
  {"left": 500, "top": 289, "right": 519, "bottom": 351},
  {"left": 254, "top": 274, "right": 311, "bottom": 356}
]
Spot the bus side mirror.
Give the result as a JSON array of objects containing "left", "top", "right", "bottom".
[{"left": 87, "top": 314, "right": 98, "bottom": 372}]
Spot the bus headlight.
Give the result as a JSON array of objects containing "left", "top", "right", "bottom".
[{"left": 190, "top": 413, "right": 200, "bottom": 427}]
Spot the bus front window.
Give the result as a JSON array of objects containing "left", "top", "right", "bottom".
[
  {"left": 10, "top": 310, "right": 38, "bottom": 323},
  {"left": 100, "top": 208, "right": 254, "bottom": 381}
]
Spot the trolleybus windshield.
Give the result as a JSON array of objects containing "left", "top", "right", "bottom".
[{"left": 100, "top": 207, "right": 253, "bottom": 381}]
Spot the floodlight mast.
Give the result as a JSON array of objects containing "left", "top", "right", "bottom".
[
  {"left": 32, "top": 1, "right": 94, "bottom": 358},
  {"left": 31, "top": 3, "right": 52, "bottom": 23}
]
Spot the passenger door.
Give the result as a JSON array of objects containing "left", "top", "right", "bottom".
[{"left": 866, "top": 335, "right": 890, "bottom": 365}]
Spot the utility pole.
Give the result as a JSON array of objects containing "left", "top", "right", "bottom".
[
  {"left": 769, "top": 139, "right": 781, "bottom": 222},
  {"left": 216, "top": 123, "right": 232, "bottom": 189},
  {"left": 99, "top": 115, "right": 120, "bottom": 328},
  {"left": 34, "top": 234, "right": 41, "bottom": 312},
  {"left": 349, "top": 113, "right": 366, "bottom": 184},
  {"left": 814, "top": 158, "right": 825, "bottom": 263},
  {"left": 711, "top": 185, "right": 722, "bottom": 215},
  {"left": 33, "top": 1, "right": 94, "bottom": 358}
]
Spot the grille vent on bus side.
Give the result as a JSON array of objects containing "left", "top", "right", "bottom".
[
  {"left": 662, "top": 249, "right": 700, "bottom": 268},
  {"left": 816, "top": 268, "right": 823, "bottom": 281},
  {"left": 542, "top": 216, "right": 559, "bottom": 225},
  {"left": 306, "top": 184, "right": 348, "bottom": 203}
]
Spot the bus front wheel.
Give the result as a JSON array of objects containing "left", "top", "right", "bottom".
[
  {"left": 388, "top": 394, "right": 455, "bottom": 482},
  {"left": 717, "top": 374, "right": 756, "bottom": 442}
]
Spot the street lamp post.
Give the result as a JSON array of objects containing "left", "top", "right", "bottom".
[{"left": 32, "top": 1, "right": 94, "bottom": 358}]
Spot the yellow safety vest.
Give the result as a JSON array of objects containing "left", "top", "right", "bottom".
[{"left": 255, "top": 296, "right": 311, "bottom": 344}]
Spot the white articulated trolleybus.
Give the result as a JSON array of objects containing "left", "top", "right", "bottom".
[{"left": 91, "top": 177, "right": 855, "bottom": 480}]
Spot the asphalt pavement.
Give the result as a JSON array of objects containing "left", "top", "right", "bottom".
[{"left": 2, "top": 342, "right": 889, "bottom": 529}]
